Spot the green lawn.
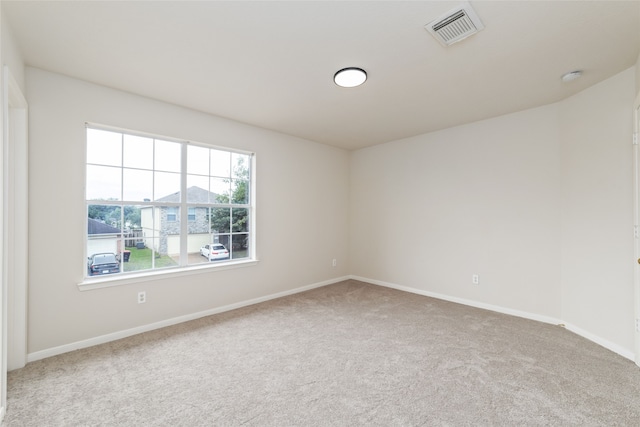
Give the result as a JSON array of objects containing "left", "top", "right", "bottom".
[
  {"left": 122, "top": 247, "right": 178, "bottom": 272},
  {"left": 122, "top": 246, "right": 248, "bottom": 272}
]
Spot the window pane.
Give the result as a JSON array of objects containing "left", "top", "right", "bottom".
[
  {"left": 122, "top": 237, "right": 178, "bottom": 272},
  {"left": 210, "top": 207, "right": 230, "bottom": 233},
  {"left": 88, "top": 205, "right": 122, "bottom": 233},
  {"left": 231, "top": 234, "right": 249, "bottom": 260},
  {"left": 202, "top": 238, "right": 230, "bottom": 263},
  {"left": 87, "top": 207, "right": 123, "bottom": 276},
  {"left": 87, "top": 128, "right": 122, "bottom": 167},
  {"left": 186, "top": 183, "right": 215, "bottom": 204},
  {"left": 119, "top": 205, "right": 144, "bottom": 272},
  {"left": 186, "top": 207, "right": 209, "bottom": 233},
  {"left": 139, "top": 211, "right": 162, "bottom": 271},
  {"left": 139, "top": 206, "right": 180, "bottom": 268},
  {"left": 122, "top": 242, "right": 154, "bottom": 273},
  {"left": 123, "top": 134, "right": 153, "bottom": 170},
  {"left": 187, "top": 175, "right": 211, "bottom": 202},
  {"left": 155, "top": 139, "right": 181, "bottom": 172},
  {"left": 154, "top": 171, "right": 181, "bottom": 202},
  {"left": 187, "top": 206, "right": 214, "bottom": 266},
  {"left": 122, "top": 205, "right": 142, "bottom": 230},
  {"left": 87, "top": 241, "right": 123, "bottom": 276},
  {"left": 211, "top": 149, "right": 231, "bottom": 178},
  {"left": 210, "top": 177, "right": 230, "bottom": 202},
  {"left": 139, "top": 205, "right": 156, "bottom": 250},
  {"left": 215, "top": 234, "right": 231, "bottom": 258},
  {"left": 232, "top": 153, "right": 250, "bottom": 179},
  {"left": 87, "top": 165, "right": 121, "bottom": 201},
  {"left": 187, "top": 145, "right": 209, "bottom": 175},
  {"left": 189, "top": 236, "right": 213, "bottom": 266},
  {"left": 123, "top": 168, "right": 153, "bottom": 202},
  {"left": 231, "top": 180, "right": 249, "bottom": 204},
  {"left": 232, "top": 208, "right": 248, "bottom": 232}
]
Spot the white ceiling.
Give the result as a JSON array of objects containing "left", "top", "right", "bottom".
[{"left": 4, "top": 1, "right": 640, "bottom": 150}]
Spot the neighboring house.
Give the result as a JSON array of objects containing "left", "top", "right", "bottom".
[
  {"left": 87, "top": 218, "right": 122, "bottom": 256},
  {"left": 140, "top": 186, "right": 219, "bottom": 256}
]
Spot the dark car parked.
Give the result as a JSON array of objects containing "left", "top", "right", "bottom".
[{"left": 87, "top": 252, "right": 120, "bottom": 276}]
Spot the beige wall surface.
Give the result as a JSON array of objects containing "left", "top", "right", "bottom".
[
  {"left": 560, "top": 67, "right": 636, "bottom": 353},
  {"left": 26, "top": 67, "right": 349, "bottom": 353},
  {"left": 1, "top": 10, "right": 24, "bottom": 91},
  {"left": 350, "top": 66, "right": 637, "bottom": 356},
  {"left": 636, "top": 53, "right": 640, "bottom": 94},
  {"left": 350, "top": 103, "right": 563, "bottom": 319}
]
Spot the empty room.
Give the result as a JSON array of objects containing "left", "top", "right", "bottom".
[{"left": 1, "top": 0, "right": 640, "bottom": 425}]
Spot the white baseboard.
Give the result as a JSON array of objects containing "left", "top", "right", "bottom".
[
  {"left": 350, "top": 275, "right": 636, "bottom": 362},
  {"left": 563, "top": 322, "right": 635, "bottom": 361},
  {"left": 351, "top": 275, "right": 561, "bottom": 325},
  {"left": 27, "top": 274, "right": 636, "bottom": 364},
  {"left": 27, "top": 276, "right": 350, "bottom": 364}
]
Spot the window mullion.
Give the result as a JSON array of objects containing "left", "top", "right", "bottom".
[
  {"left": 151, "top": 139, "right": 156, "bottom": 270},
  {"left": 119, "top": 133, "right": 125, "bottom": 272},
  {"left": 179, "top": 143, "right": 188, "bottom": 266}
]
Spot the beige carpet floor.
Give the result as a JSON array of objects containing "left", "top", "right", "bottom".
[{"left": 5, "top": 279, "right": 640, "bottom": 426}]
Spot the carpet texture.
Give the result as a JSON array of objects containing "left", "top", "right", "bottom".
[{"left": 5, "top": 280, "right": 640, "bottom": 426}]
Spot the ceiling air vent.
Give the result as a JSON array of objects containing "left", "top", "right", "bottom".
[{"left": 425, "top": 2, "right": 484, "bottom": 46}]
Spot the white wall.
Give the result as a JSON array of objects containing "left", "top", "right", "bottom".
[
  {"left": 350, "top": 103, "right": 563, "bottom": 319},
  {"left": 636, "top": 54, "right": 640, "bottom": 93},
  {"left": 1, "top": 11, "right": 24, "bottom": 92},
  {"left": 27, "top": 68, "right": 349, "bottom": 354},
  {"left": 560, "top": 67, "right": 636, "bottom": 353},
  {"left": 1, "top": 3, "right": 28, "bottom": 376},
  {"left": 350, "top": 66, "right": 637, "bottom": 356}
]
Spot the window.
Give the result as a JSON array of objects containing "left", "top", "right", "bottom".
[
  {"left": 166, "top": 207, "right": 178, "bottom": 222},
  {"left": 85, "top": 125, "right": 254, "bottom": 279}
]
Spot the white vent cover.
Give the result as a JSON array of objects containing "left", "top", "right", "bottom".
[{"left": 425, "top": 2, "right": 484, "bottom": 46}]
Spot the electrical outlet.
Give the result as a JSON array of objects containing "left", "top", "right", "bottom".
[
  {"left": 636, "top": 318, "right": 640, "bottom": 333},
  {"left": 138, "top": 291, "right": 146, "bottom": 304},
  {"left": 332, "top": 259, "right": 337, "bottom": 267},
  {"left": 472, "top": 274, "right": 479, "bottom": 285}
]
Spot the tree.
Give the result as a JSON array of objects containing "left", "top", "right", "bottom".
[
  {"left": 210, "top": 156, "right": 249, "bottom": 236},
  {"left": 123, "top": 205, "right": 141, "bottom": 228},
  {"left": 88, "top": 201, "right": 141, "bottom": 229}
]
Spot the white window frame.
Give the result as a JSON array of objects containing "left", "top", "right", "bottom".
[{"left": 81, "top": 123, "right": 256, "bottom": 289}]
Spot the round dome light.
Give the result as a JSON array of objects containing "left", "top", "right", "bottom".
[
  {"left": 561, "top": 70, "right": 583, "bottom": 83},
  {"left": 334, "top": 67, "right": 367, "bottom": 88}
]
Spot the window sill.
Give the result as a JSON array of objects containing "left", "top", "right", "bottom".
[{"left": 78, "top": 259, "right": 259, "bottom": 291}]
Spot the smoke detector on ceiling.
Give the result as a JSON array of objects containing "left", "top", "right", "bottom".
[{"left": 425, "top": 2, "right": 484, "bottom": 46}]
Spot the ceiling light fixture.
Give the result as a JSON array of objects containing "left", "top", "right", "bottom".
[
  {"left": 561, "top": 70, "right": 583, "bottom": 83},
  {"left": 334, "top": 67, "right": 367, "bottom": 88}
]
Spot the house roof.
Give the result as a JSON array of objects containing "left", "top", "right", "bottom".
[
  {"left": 87, "top": 218, "right": 121, "bottom": 235},
  {"left": 155, "top": 186, "right": 219, "bottom": 204}
]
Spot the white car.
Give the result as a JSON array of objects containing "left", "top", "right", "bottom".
[{"left": 200, "top": 243, "right": 229, "bottom": 261}]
